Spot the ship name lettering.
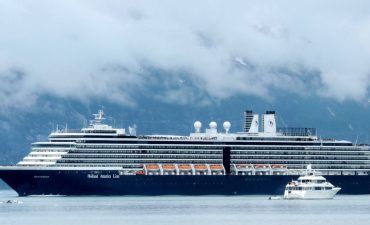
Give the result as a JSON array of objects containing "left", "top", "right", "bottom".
[{"left": 87, "top": 174, "right": 99, "bottom": 179}]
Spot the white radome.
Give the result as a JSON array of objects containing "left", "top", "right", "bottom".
[
  {"left": 209, "top": 121, "right": 217, "bottom": 129},
  {"left": 194, "top": 121, "right": 202, "bottom": 132},
  {"left": 223, "top": 121, "right": 231, "bottom": 133}
]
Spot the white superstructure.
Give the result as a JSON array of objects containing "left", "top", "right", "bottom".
[{"left": 15, "top": 109, "right": 370, "bottom": 177}]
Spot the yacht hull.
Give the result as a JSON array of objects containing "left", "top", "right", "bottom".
[{"left": 283, "top": 188, "right": 341, "bottom": 199}]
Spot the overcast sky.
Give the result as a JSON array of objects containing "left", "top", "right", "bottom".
[{"left": 1, "top": 0, "right": 370, "bottom": 110}]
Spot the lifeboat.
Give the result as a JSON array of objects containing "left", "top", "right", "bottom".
[
  {"left": 271, "top": 164, "right": 287, "bottom": 169},
  {"left": 162, "top": 164, "right": 176, "bottom": 170},
  {"left": 145, "top": 164, "right": 160, "bottom": 170},
  {"left": 236, "top": 164, "right": 253, "bottom": 169},
  {"left": 135, "top": 170, "right": 145, "bottom": 175},
  {"left": 178, "top": 164, "right": 192, "bottom": 170},
  {"left": 210, "top": 164, "right": 224, "bottom": 170},
  {"left": 254, "top": 164, "right": 268, "bottom": 169},
  {"left": 236, "top": 164, "right": 244, "bottom": 169},
  {"left": 194, "top": 164, "right": 208, "bottom": 170}
]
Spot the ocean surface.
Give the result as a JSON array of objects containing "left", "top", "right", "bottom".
[{"left": 0, "top": 189, "right": 370, "bottom": 225}]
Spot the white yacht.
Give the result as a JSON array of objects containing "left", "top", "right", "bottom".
[{"left": 284, "top": 165, "right": 341, "bottom": 199}]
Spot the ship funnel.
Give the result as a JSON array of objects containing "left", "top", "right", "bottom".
[
  {"left": 262, "top": 111, "right": 276, "bottom": 134},
  {"left": 244, "top": 110, "right": 259, "bottom": 133}
]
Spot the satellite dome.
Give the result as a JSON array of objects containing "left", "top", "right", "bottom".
[
  {"left": 209, "top": 121, "right": 217, "bottom": 129},
  {"left": 194, "top": 121, "right": 202, "bottom": 133},
  {"left": 223, "top": 121, "right": 231, "bottom": 133}
]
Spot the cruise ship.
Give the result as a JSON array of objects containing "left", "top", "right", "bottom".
[{"left": 1, "top": 110, "right": 370, "bottom": 196}]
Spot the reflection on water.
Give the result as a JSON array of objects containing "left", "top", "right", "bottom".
[{"left": 1, "top": 189, "right": 370, "bottom": 225}]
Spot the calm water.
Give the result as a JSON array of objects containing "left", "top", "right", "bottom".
[{"left": 1, "top": 189, "right": 370, "bottom": 225}]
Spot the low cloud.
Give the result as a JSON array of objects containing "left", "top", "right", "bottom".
[{"left": 1, "top": 0, "right": 370, "bottom": 111}]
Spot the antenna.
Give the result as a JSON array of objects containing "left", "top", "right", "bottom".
[
  {"left": 277, "top": 114, "right": 288, "bottom": 128},
  {"left": 91, "top": 109, "right": 105, "bottom": 126}
]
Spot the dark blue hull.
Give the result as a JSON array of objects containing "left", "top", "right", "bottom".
[{"left": 1, "top": 169, "right": 370, "bottom": 196}]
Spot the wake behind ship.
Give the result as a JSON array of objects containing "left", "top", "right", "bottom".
[{"left": 1, "top": 110, "right": 370, "bottom": 196}]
